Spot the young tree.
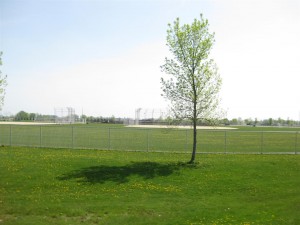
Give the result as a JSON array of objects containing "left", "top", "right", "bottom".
[
  {"left": 0, "top": 52, "right": 8, "bottom": 110},
  {"left": 161, "top": 15, "right": 222, "bottom": 163}
]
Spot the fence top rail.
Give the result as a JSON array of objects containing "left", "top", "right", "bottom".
[{"left": 228, "top": 130, "right": 299, "bottom": 133}]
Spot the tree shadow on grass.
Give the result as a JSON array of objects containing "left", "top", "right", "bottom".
[{"left": 57, "top": 162, "right": 196, "bottom": 184}]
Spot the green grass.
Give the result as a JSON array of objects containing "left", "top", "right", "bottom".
[
  {"left": 231, "top": 126, "right": 300, "bottom": 132},
  {"left": 0, "top": 124, "right": 299, "bottom": 153},
  {"left": 1, "top": 146, "right": 300, "bottom": 224}
]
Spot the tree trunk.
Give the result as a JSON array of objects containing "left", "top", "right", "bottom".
[
  {"left": 189, "top": 118, "right": 197, "bottom": 164},
  {"left": 189, "top": 66, "right": 198, "bottom": 164}
]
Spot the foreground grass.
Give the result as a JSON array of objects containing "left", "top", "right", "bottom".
[{"left": 0, "top": 147, "right": 299, "bottom": 225}]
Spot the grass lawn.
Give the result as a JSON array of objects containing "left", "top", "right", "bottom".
[{"left": 0, "top": 146, "right": 299, "bottom": 224}]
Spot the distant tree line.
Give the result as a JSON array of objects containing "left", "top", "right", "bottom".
[
  {"left": 220, "top": 117, "right": 299, "bottom": 127},
  {"left": 11, "top": 111, "right": 57, "bottom": 122},
  {"left": 157, "top": 117, "right": 300, "bottom": 127},
  {"left": 0, "top": 110, "right": 299, "bottom": 127},
  {"left": 0, "top": 111, "right": 123, "bottom": 124}
]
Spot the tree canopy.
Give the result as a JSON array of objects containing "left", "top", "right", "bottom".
[{"left": 0, "top": 52, "right": 8, "bottom": 111}]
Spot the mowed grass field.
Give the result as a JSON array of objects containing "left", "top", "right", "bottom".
[
  {"left": 0, "top": 124, "right": 299, "bottom": 153},
  {"left": 0, "top": 147, "right": 299, "bottom": 224}
]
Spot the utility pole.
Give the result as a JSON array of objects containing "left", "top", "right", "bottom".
[{"left": 135, "top": 108, "right": 141, "bottom": 125}]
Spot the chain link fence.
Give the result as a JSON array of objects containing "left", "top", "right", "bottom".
[{"left": 0, "top": 125, "right": 299, "bottom": 154}]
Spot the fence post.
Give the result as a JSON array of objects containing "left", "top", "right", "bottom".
[
  {"left": 147, "top": 129, "right": 149, "bottom": 152},
  {"left": 40, "top": 126, "right": 42, "bottom": 148},
  {"left": 295, "top": 132, "right": 298, "bottom": 154},
  {"left": 72, "top": 126, "right": 74, "bottom": 149},
  {"left": 10, "top": 125, "right": 12, "bottom": 146},
  {"left": 224, "top": 131, "right": 227, "bottom": 154},
  {"left": 108, "top": 128, "right": 111, "bottom": 150},
  {"left": 185, "top": 129, "right": 188, "bottom": 152},
  {"left": 261, "top": 131, "right": 264, "bottom": 154}
]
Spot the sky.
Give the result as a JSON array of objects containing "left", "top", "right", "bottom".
[{"left": 0, "top": 0, "right": 300, "bottom": 120}]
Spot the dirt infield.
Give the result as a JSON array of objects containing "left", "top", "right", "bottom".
[{"left": 127, "top": 125, "right": 237, "bottom": 130}]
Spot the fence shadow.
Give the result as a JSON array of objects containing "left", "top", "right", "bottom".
[{"left": 57, "top": 162, "right": 196, "bottom": 184}]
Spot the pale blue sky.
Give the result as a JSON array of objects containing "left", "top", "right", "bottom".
[
  {"left": 2, "top": 0, "right": 204, "bottom": 73},
  {"left": 1, "top": 0, "right": 300, "bottom": 120}
]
